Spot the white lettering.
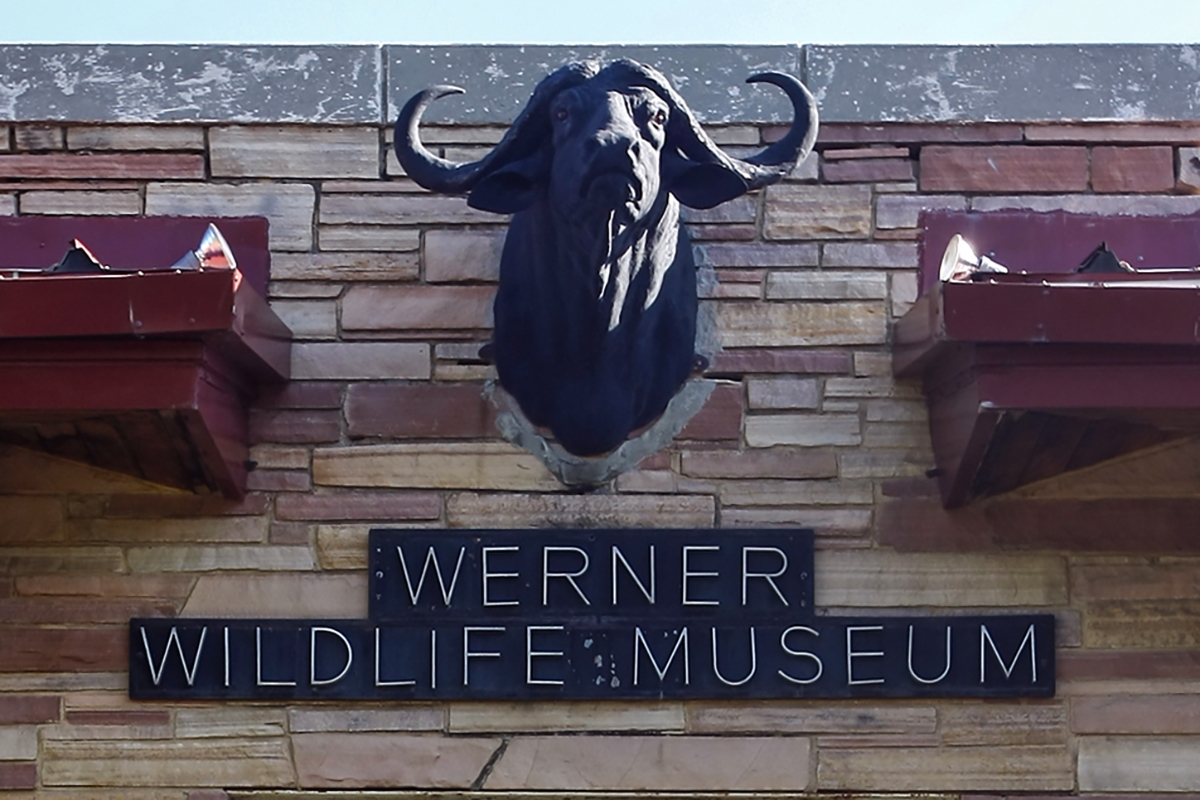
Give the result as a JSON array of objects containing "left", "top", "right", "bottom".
[
  {"left": 778, "top": 625, "right": 823, "bottom": 685},
  {"left": 633, "top": 627, "right": 690, "bottom": 685},
  {"left": 223, "top": 627, "right": 230, "bottom": 688},
  {"left": 430, "top": 629, "right": 437, "bottom": 690},
  {"left": 526, "top": 625, "right": 565, "bottom": 685},
  {"left": 481, "top": 547, "right": 519, "bottom": 606},
  {"left": 141, "top": 626, "right": 207, "bottom": 687},
  {"left": 682, "top": 545, "right": 719, "bottom": 606},
  {"left": 611, "top": 545, "right": 655, "bottom": 605},
  {"left": 711, "top": 627, "right": 757, "bottom": 686},
  {"left": 397, "top": 545, "right": 465, "bottom": 606},
  {"left": 463, "top": 626, "right": 504, "bottom": 685},
  {"left": 908, "top": 625, "right": 952, "bottom": 685},
  {"left": 542, "top": 546, "right": 591, "bottom": 606},
  {"left": 256, "top": 627, "right": 296, "bottom": 687},
  {"left": 981, "top": 623, "right": 1037, "bottom": 683},
  {"left": 374, "top": 627, "right": 415, "bottom": 687},
  {"left": 846, "top": 625, "right": 885, "bottom": 686},
  {"left": 741, "top": 547, "right": 789, "bottom": 606},
  {"left": 310, "top": 627, "right": 353, "bottom": 686}
]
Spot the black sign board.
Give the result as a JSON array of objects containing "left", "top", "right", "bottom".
[{"left": 131, "top": 528, "right": 1054, "bottom": 700}]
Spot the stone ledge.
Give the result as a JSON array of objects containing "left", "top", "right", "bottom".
[{"left": 2, "top": 45, "right": 1198, "bottom": 124}]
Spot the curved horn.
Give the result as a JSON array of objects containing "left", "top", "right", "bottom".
[
  {"left": 740, "top": 72, "right": 819, "bottom": 181},
  {"left": 395, "top": 62, "right": 600, "bottom": 196},
  {"left": 394, "top": 86, "right": 490, "bottom": 194}
]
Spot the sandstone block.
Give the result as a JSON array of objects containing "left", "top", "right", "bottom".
[
  {"left": 818, "top": 744, "right": 1072, "bottom": 791},
  {"left": 720, "top": 479, "right": 874, "bottom": 507},
  {"left": 13, "top": 574, "right": 194, "bottom": 599},
  {"left": 698, "top": 242, "right": 819, "bottom": 268},
  {"left": 345, "top": 382, "right": 495, "bottom": 439},
  {"left": 268, "top": 300, "right": 337, "bottom": 340},
  {"left": 1180, "top": 147, "right": 1200, "bottom": 191},
  {"left": 679, "top": 382, "right": 743, "bottom": 441},
  {"left": 67, "top": 125, "right": 205, "bottom": 150},
  {"left": 0, "top": 194, "right": 13, "bottom": 215},
  {"left": 341, "top": 285, "right": 494, "bottom": 331},
  {"left": 125, "top": 545, "right": 314, "bottom": 572},
  {"left": 176, "top": 708, "right": 287, "bottom": 738},
  {"left": 248, "top": 409, "right": 341, "bottom": 444},
  {"left": 681, "top": 448, "right": 837, "bottom": 479},
  {"left": 145, "top": 183, "right": 315, "bottom": 251},
  {"left": 15, "top": 125, "right": 62, "bottom": 150},
  {"left": 1079, "top": 736, "right": 1200, "bottom": 791},
  {"left": 824, "top": 241, "right": 919, "bottom": 268},
  {"left": 824, "top": 146, "right": 912, "bottom": 160},
  {"left": 314, "top": 443, "right": 558, "bottom": 491},
  {"left": 320, "top": 193, "right": 495, "bottom": 225},
  {"left": 0, "top": 547, "right": 124, "bottom": 575},
  {"left": 42, "top": 737, "right": 295, "bottom": 787},
  {"left": 271, "top": 251, "right": 419, "bottom": 281},
  {"left": 707, "top": 348, "right": 852, "bottom": 375},
  {"left": 275, "top": 491, "right": 441, "bottom": 522},
  {"left": 211, "top": 126, "right": 378, "bottom": 178},
  {"left": 688, "top": 703, "right": 935, "bottom": 734},
  {"left": 0, "top": 496, "right": 64, "bottom": 544},
  {"left": 815, "top": 550, "right": 1067, "bottom": 608},
  {"left": 18, "top": 190, "right": 141, "bottom": 215},
  {"left": 0, "top": 153, "right": 203, "bottom": 180},
  {"left": 270, "top": 281, "right": 343, "bottom": 299},
  {"left": 293, "top": 732, "right": 499, "bottom": 788},
  {"left": 939, "top": 702, "right": 1069, "bottom": 745},
  {"left": 181, "top": 572, "right": 366, "bottom": 617},
  {"left": 922, "top": 145, "right": 1088, "bottom": 192},
  {"left": 972, "top": 193, "right": 1200, "bottom": 215},
  {"left": 0, "top": 695, "right": 59, "bottom": 724},
  {"left": 0, "top": 627, "right": 126, "bottom": 672},
  {"left": 450, "top": 702, "right": 684, "bottom": 733},
  {"left": 0, "top": 726, "right": 38, "bottom": 761},
  {"left": 716, "top": 302, "right": 886, "bottom": 348},
  {"left": 683, "top": 195, "right": 757, "bottom": 224},
  {"left": 1091, "top": 146, "right": 1175, "bottom": 193},
  {"left": 447, "top": 493, "right": 714, "bottom": 529},
  {"left": 256, "top": 382, "right": 344, "bottom": 410},
  {"left": 318, "top": 225, "right": 422, "bottom": 252},
  {"left": 823, "top": 157, "right": 913, "bottom": 183},
  {"left": 315, "top": 525, "right": 370, "bottom": 570},
  {"left": 747, "top": 377, "right": 820, "bottom": 409},
  {"left": 1025, "top": 123, "right": 1200, "bottom": 143},
  {"left": 0, "top": 596, "right": 177, "bottom": 624},
  {"left": 1071, "top": 560, "right": 1200, "bottom": 601},
  {"left": 891, "top": 270, "right": 919, "bottom": 316},
  {"left": 67, "top": 516, "right": 267, "bottom": 544},
  {"left": 745, "top": 413, "right": 861, "bottom": 447},
  {"left": 291, "top": 342, "right": 430, "bottom": 380},
  {"left": 0, "top": 763, "right": 35, "bottom": 790},
  {"left": 486, "top": 735, "right": 811, "bottom": 791},
  {"left": 721, "top": 507, "right": 872, "bottom": 533},
  {"left": 424, "top": 229, "right": 505, "bottom": 282},
  {"left": 1073, "top": 694, "right": 1200, "bottom": 734},
  {"left": 767, "top": 270, "right": 887, "bottom": 300},
  {"left": 827, "top": 376, "right": 915, "bottom": 398},
  {"left": 763, "top": 184, "right": 872, "bottom": 240},
  {"left": 289, "top": 708, "right": 444, "bottom": 733},
  {"left": 876, "top": 194, "right": 968, "bottom": 229},
  {"left": 1082, "top": 599, "right": 1200, "bottom": 648}
]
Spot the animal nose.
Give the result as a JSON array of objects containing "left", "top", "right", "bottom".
[{"left": 585, "top": 131, "right": 639, "bottom": 170}]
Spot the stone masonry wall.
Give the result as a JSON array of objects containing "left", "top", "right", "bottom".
[{"left": 1, "top": 44, "right": 1200, "bottom": 798}]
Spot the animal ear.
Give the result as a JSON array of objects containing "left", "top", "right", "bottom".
[
  {"left": 467, "top": 155, "right": 547, "bottom": 213},
  {"left": 665, "top": 160, "right": 750, "bottom": 210}
]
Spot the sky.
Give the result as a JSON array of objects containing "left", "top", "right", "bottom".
[{"left": 1, "top": 0, "right": 1196, "bottom": 45}]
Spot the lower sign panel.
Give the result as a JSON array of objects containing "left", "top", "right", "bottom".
[{"left": 130, "top": 615, "right": 1054, "bottom": 700}]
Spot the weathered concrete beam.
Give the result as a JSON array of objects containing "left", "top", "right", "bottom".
[{"left": 1, "top": 44, "right": 1198, "bottom": 124}]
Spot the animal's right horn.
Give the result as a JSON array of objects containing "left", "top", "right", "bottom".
[{"left": 394, "top": 86, "right": 491, "bottom": 194}]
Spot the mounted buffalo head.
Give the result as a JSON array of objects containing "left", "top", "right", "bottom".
[{"left": 396, "top": 59, "right": 817, "bottom": 457}]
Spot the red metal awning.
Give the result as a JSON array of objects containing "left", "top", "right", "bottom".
[
  {"left": 0, "top": 217, "right": 291, "bottom": 498},
  {"left": 896, "top": 210, "right": 1200, "bottom": 508}
]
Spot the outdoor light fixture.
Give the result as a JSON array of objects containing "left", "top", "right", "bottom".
[
  {"left": 171, "top": 223, "right": 237, "bottom": 271},
  {"left": 939, "top": 233, "right": 1010, "bottom": 282}
]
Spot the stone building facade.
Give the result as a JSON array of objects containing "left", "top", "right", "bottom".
[{"left": 1, "top": 43, "right": 1200, "bottom": 797}]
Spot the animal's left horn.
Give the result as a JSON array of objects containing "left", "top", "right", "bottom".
[
  {"left": 394, "top": 85, "right": 491, "bottom": 194},
  {"left": 739, "top": 72, "right": 819, "bottom": 184}
]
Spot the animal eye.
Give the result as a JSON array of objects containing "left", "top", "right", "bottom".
[
  {"left": 555, "top": 108, "right": 569, "bottom": 122},
  {"left": 651, "top": 109, "right": 667, "bottom": 125}
]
